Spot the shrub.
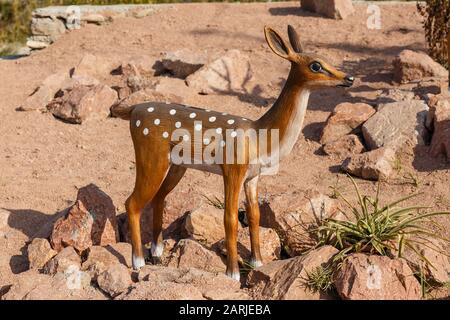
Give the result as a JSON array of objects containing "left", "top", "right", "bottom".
[{"left": 417, "top": 0, "right": 450, "bottom": 69}]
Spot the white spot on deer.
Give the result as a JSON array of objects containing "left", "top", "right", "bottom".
[
  {"left": 136, "top": 120, "right": 141, "bottom": 127},
  {"left": 227, "top": 119, "right": 235, "bottom": 125},
  {"left": 209, "top": 116, "right": 216, "bottom": 122},
  {"left": 183, "top": 135, "right": 189, "bottom": 141},
  {"left": 203, "top": 138, "right": 210, "bottom": 145},
  {"left": 231, "top": 131, "right": 237, "bottom": 138},
  {"left": 220, "top": 140, "right": 226, "bottom": 147},
  {"left": 175, "top": 121, "right": 182, "bottom": 128},
  {"left": 242, "top": 118, "right": 248, "bottom": 121},
  {"left": 147, "top": 107, "right": 154, "bottom": 113},
  {"left": 169, "top": 109, "right": 176, "bottom": 115},
  {"left": 154, "top": 119, "right": 160, "bottom": 125},
  {"left": 216, "top": 128, "right": 222, "bottom": 134},
  {"left": 189, "top": 113, "right": 196, "bottom": 119},
  {"left": 162, "top": 132, "right": 169, "bottom": 138},
  {"left": 222, "top": 112, "right": 228, "bottom": 115},
  {"left": 195, "top": 124, "right": 202, "bottom": 131},
  {"left": 143, "top": 128, "right": 149, "bottom": 136}
]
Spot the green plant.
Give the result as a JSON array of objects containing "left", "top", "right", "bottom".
[
  {"left": 304, "top": 264, "right": 335, "bottom": 293},
  {"left": 417, "top": 0, "right": 450, "bottom": 69},
  {"left": 314, "top": 176, "right": 450, "bottom": 266}
]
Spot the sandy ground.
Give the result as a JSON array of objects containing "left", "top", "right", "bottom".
[{"left": 0, "top": 2, "right": 449, "bottom": 298}]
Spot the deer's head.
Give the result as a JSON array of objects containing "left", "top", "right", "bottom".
[{"left": 264, "top": 25, "right": 354, "bottom": 89}]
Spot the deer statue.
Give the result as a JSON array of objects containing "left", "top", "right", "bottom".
[{"left": 112, "top": 25, "right": 354, "bottom": 281}]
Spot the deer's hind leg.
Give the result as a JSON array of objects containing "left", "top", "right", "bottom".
[
  {"left": 150, "top": 165, "right": 187, "bottom": 263},
  {"left": 126, "top": 152, "right": 170, "bottom": 270}
]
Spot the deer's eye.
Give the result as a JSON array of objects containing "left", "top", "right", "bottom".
[{"left": 310, "top": 62, "right": 322, "bottom": 73}]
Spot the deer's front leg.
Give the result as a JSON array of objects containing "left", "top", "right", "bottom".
[
  {"left": 223, "top": 165, "right": 247, "bottom": 281},
  {"left": 244, "top": 175, "right": 263, "bottom": 268}
]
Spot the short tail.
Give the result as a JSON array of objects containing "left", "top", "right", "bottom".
[{"left": 110, "top": 104, "right": 135, "bottom": 120}]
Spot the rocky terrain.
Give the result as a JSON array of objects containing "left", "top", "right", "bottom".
[{"left": 0, "top": 1, "right": 449, "bottom": 300}]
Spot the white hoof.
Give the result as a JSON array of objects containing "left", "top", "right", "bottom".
[
  {"left": 226, "top": 271, "right": 241, "bottom": 282},
  {"left": 250, "top": 258, "right": 263, "bottom": 268},
  {"left": 132, "top": 255, "right": 146, "bottom": 270},
  {"left": 151, "top": 242, "right": 164, "bottom": 258}
]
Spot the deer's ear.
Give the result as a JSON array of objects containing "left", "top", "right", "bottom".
[
  {"left": 287, "top": 25, "right": 303, "bottom": 53},
  {"left": 264, "top": 26, "right": 292, "bottom": 60}
]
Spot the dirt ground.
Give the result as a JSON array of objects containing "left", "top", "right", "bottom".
[{"left": 0, "top": 2, "right": 449, "bottom": 298}]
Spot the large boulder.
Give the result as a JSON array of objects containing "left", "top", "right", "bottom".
[
  {"left": 260, "top": 190, "right": 340, "bottom": 256},
  {"left": 334, "top": 253, "right": 421, "bottom": 300},
  {"left": 393, "top": 50, "right": 448, "bottom": 83},
  {"left": 247, "top": 259, "right": 290, "bottom": 292},
  {"left": 301, "top": 0, "right": 355, "bottom": 20},
  {"left": 47, "top": 84, "right": 118, "bottom": 124},
  {"left": 27, "top": 238, "right": 57, "bottom": 270},
  {"left": 167, "top": 239, "right": 226, "bottom": 273},
  {"left": 362, "top": 100, "right": 429, "bottom": 151},
  {"left": 18, "top": 72, "right": 68, "bottom": 111},
  {"left": 341, "top": 147, "right": 396, "bottom": 181},
  {"left": 160, "top": 49, "right": 207, "bottom": 79},
  {"left": 258, "top": 246, "right": 339, "bottom": 299},
  {"left": 428, "top": 96, "right": 450, "bottom": 161},
  {"left": 31, "top": 17, "right": 66, "bottom": 42},
  {"left": 186, "top": 49, "right": 252, "bottom": 95},
  {"left": 50, "top": 184, "right": 119, "bottom": 252},
  {"left": 321, "top": 102, "right": 375, "bottom": 145}
]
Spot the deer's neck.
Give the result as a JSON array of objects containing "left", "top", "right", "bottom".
[{"left": 257, "top": 67, "right": 310, "bottom": 160}]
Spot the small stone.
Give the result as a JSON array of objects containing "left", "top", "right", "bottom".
[
  {"left": 323, "top": 134, "right": 365, "bottom": 158},
  {"left": 27, "top": 238, "right": 57, "bottom": 270},
  {"left": 44, "top": 246, "right": 81, "bottom": 275},
  {"left": 97, "top": 264, "right": 131, "bottom": 298},
  {"left": 301, "top": 0, "right": 355, "bottom": 20},
  {"left": 428, "top": 97, "right": 450, "bottom": 161},
  {"left": 26, "top": 40, "right": 49, "bottom": 50},
  {"left": 334, "top": 254, "right": 421, "bottom": 300},
  {"left": 186, "top": 49, "right": 252, "bottom": 95},
  {"left": 82, "top": 14, "right": 106, "bottom": 24},
  {"left": 393, "top": 50, "right": 448, "bottom": 83},
  {"left": 341, "top": 147, "right": 396, "bottom": 181},
  {"left": 321, "top": 102, "right": 375, "bottom": 145}
]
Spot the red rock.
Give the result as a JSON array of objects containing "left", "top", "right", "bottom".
[
  {"left": 47, "top": 84, "right": 118, "bottom": 124},
  {"left": 72, "top": 54, "right": 114, "bottom": 79},
  {"left": 160, "top": 49, "right": 207, "bottom": 79},
  {"left": 50, "top": 184, "right": 119, "bottom": 252},
  {"left": 76, "top": 184, "right": 119, "bottom": 246},
  {"left": 321, "top": 102, "right": 375, "bottom": 144},
  {"left": 393, "top": 50, "right": 448, "bottom": 83},
  {"left": 323, "top": 134, "right": 365, "bottom": 158},
  {"left": 341, "top": 147, "right": 396, "bottom": 181},
  {"left": 246, "top": 259, "right": 290, "bottom": 291},
  {"left": 50, "top": 201, "right": 94, "bottom": 252},
  {"left": 186, "top": 49, "right": 252, "bottom": 95},
  {"left": 27, "top": 238, "right": 57, "bottom": 270},
  {"left": 217, "top": 227, "right": 281, "bottom": 263},
  {"left": 44, "top": 246, "right": 81, "bottom": 275},
  {"left": 167, "top": 239, "right": 225, "bottom": 273},
  {"left": 260, "top": 190, "right": 340, "bottom": 256},
  {"left": 335, "top": 254, "right": 421, "bottom": 300},
  {"left": 428, "top": 97, "right": 450, "bottom": 161},
  {"left": 82, "top": 245, "right": 128, "bottom": 280},
  {"left": 18, "top": 72, "right": 68, "bottom": 111},
  {"left": 301, "top": 0, "right": 355, "bottom": 20},
  {"left": 184, "top": 205, "right": 224, "bottom": 245},
  {"left": 97, "top": 264, "right": 131, "bottom": 298},
  {"left": 260, "top": 246, "right": 338, "bottom": 299}
]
